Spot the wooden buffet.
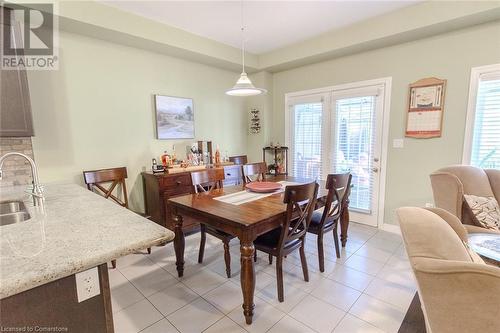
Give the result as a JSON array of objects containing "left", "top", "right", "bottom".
[{"left": 142, "top": 164, "right": 243, "bottom": 233}]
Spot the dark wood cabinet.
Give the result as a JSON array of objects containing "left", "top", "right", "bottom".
[
  {"left": 0, "top": 6, "right": 34, "bottom": 137},
  {"left": 142, "top": 165, "right": 243, "bottom": 233}
]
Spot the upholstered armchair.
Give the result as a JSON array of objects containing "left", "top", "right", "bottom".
[
  {"left": 396, "top": 207, "right": 500, "bottom": 333},
  {"left": 430, "top": 165, "right": 500, "bottom": 233}
]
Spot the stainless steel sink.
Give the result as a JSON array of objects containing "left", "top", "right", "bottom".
[{"left": 0, "top": 201, "right": 30, "bottom": 226}]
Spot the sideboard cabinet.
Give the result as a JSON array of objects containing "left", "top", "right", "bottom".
[{"left": 142, "top": 164, "right": 243, "bottom": 233}]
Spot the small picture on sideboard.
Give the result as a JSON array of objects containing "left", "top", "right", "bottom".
[{"left": 154, "top": 95, "right": 195, "bottom": 139}]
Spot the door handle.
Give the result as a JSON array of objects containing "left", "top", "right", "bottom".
[{"left": 372, "top": 167, "right": 379, "bottom": 173}]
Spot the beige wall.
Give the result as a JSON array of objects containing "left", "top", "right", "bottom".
[
  {"left": 271, "top": 21, "right": 500, "bottom": 225},
  {"left": 28, "top": 31, "right": 248, "bottom": 211}
]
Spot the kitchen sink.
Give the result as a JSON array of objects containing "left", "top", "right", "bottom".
[{"left": 0, "top": 201, "right": 30, "bottom": 226}]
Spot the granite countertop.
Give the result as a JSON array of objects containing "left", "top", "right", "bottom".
[{"left": 0, "top": 183, "right": 174, "bottom": 299}]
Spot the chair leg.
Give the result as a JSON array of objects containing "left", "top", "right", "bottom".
[
  {"left": 317, "top": 232, "right": 325, "bottom": 273},
  {"left": 147, "top": 247, "right": 151, "bottom": 255},
  {"left": 276, "top": 255, "right": 284, "bottom": 302},
  {"left": 268, "top": 253, "right": 273, "bottom": 265},
  {"left": 111, "top": 260, "right": 116, "bottom": 269},
  {"left": 198, "top": 224, "right": 206, "bottom": 264},
  {"left": 299, "top": 241, "right": 309, "bottom": 282},
  {"left": 223, "top": 241, "right": 231, "bottom": 278},
  {"left": 333, "top": 225, "right": 341, "bottom": 259}
]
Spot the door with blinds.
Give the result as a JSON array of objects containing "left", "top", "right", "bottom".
[
  {"left": 287, "top": 82, "right": 387, "bottom": 227},
  {"left": 331, "top": 86, "right": 384, "bottom": 226}
]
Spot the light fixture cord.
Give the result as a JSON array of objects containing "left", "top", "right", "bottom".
[{"left": 241, "top": 0, "right": 245, "bottom": 74}]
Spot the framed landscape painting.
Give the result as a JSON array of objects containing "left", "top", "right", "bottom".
[{"left": 155, "top": 95, "right": 195, "bottom": 139}]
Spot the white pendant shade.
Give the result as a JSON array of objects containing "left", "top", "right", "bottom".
[
  {"left": 226, "top": 1, "right": 267, "bottom": 97},
  {"left": 226, "top": 72, "right": 267, "bottom": 96}
]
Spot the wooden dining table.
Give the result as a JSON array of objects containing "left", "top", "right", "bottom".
[{"left": 167, "top": 175, "right": 350, "bottom": 324}]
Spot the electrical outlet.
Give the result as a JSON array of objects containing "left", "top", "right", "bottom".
[
  {"left": 75, "top": 267, "right": 100, "bottom": 302},
  {"left": 393, "top": 138, "right": 404, "bottom": 148}
]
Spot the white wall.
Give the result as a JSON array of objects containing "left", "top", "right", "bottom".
[{"left": 28, "top": 31, "right": 248, "bottom": 211}]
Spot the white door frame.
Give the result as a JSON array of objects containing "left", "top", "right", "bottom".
[{"left": 285, "top": 77, "right": 392, "bottom": 228}]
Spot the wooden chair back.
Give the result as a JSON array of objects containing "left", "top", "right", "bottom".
[
  {"left": 191, "top": 168, "right": 225, "bottom": 193},
  {"left": 229, "top": 155, "right": 248, "bottom": 165},
  {"left": 318, "top": 173, "right": 352, "bottom": 228},
  {"left": 279, "top": 182, "right": 319, "bottom": 249},
  {"left": 83, "top": 167, "right": 129, "bottom": 208},
  {"left": 243, "top": 162, "right": 267, "bottom": 183}
]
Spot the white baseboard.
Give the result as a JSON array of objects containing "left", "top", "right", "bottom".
[{"left": 379, "top": 223, "right": 401, "bottom": 235}]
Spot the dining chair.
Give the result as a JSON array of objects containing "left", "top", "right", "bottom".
[
  {"left": 242, "top": 162, "right": 267, "bottom": 183},
  {"left": 307, "top": 173, "right": 351, "bottom": 272},
  {"left": 229, "top": 155, "right": 248, "bottom": 165},
  {"left": 191, "top": 168, "right": 236, "bottom": 278},
  {"left": 83, "top": 167, "right": 151, "bottom": 269},
  {"left": 254, "top": 181, "right": 319, "bottom": 302}
]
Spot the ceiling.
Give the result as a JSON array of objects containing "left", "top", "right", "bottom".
[{"left": 100, "top": 1, "right": 420, "bottom": 54}]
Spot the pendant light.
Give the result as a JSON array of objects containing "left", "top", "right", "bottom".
[{"left": 226, "top": 0, "right": 267, "bottom": 96}]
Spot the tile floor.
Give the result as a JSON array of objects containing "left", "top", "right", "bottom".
[{"left": 110, "top": 223, "right": 416, "bottom": 333}]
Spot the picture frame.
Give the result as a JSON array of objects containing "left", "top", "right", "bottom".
[
  {"left": 154, "top": 95, "right": 195, "bottom": 139},
  {"left": 405, "top": 77, "right": 447, "bottom": 138}
]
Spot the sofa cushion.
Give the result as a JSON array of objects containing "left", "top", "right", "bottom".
[{"left": 464, "top": 194, "right": 500, "bottom": 231}]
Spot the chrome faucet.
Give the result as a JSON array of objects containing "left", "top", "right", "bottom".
[{"left": 0, "top": 152, "right": 44, "bottom": 207}]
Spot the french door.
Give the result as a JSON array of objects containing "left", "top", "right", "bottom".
[{"left": 287, "top": 81, "right": 388, "bottom": 227}]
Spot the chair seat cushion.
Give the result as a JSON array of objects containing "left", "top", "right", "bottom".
[
  {"left": 254, "top": 227, "right": 301, "bottom": 251},
  {"left": 308, "top": 210, "right": 336, "bottom": 233}
]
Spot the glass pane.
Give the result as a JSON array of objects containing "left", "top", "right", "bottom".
[
  {"left": 471, "top": 78, "right": 500, "bottom": 169},
  {"left": 291, "top": 103, "right": 322, "bottom": 179},
  {"left": 333, "top": 96, "right": 376, "bottom": 213}
]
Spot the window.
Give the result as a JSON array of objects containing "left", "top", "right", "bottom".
[
  {"left": 464, "top": 64, "right": 500, "bottom": 169},
  {"left": 288, "top": 98, "right": 324, "bottom": 180}
]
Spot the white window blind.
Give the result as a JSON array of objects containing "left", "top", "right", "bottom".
[
  {"left": 470, "top": 75, "right": 500, "bottom": 169},
  {"left": 333, "top": 96, "right": 376, "bottom": 212},
  {"left": 290, "top": 101, "right": 323, "bottom": 179}
]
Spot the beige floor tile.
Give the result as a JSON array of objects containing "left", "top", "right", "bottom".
[
  {"left": 124, "top": 265, "right": 179, "bottom": 297},
  {"left": 376, "top": 265, "right": 416, "bottom": 289},
  {"left": 257, "top": 280, "right": 308, "bottom": 313},
  {"left": 289, "top": 295, "right": 345, "bottom": 333},
  {"left": 307, "top": 253, "right": 342, "bottom": 274},
  {"left": 385, "top": 255, "right": 412, "bottom": 270},
  {"left": 228, "top": 295, "right": 285, "bottom": 333},
  {"left": 354, "top": 244, "right": 393, "bottom": 263},
  {"left": 268, "top": 315, "right": 316, "bottom": 333},
  {"left": 141, "top": 319, "right": 179, "bottom": 333},
  {"left": 365, "top": 237, "right": 401, "bottom": 253},
  {"left": 167, "top": 297, "right": 224, "bottom": 333},
  {"left": 204, "top": 281, "right": 244, "bottom": 314},
  {"left": 108, "top": 268, "right": 129, "bottom": 289},
  {"left": 328, "top": 264, "right": 374, "bottom": 291},
  {"left": 333, "top": 314, "right": 385, "bottom": 333},
  {"left": 113, "top": 299, "right": 163, "bottom": 333},
  {"left": 181, "top": 267, "right": 227, "bottom": 295},
  {"left": 343, "top": 254, "right": 385, "bottom": 276},
  {"left": 203, "top": 317, "right": 247, "bottom": 333},
  {"left": 111, "top": 281, "right": 145, "bottom": 313},
  {"left": 310, "top": 278, "right": 361, "bottom": 311},
  {"left": 364, "top": 277, "right": 416, "bottom": 311},
  {"left": 349, "top": 294, "right": 406, "bottom": 333},
  {"left": 147, "top": 282, "right": 198, "bottom": 316}
]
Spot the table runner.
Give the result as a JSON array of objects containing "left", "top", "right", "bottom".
[{"left": 214, "top": 181, "right": 300, "bottom": 205}]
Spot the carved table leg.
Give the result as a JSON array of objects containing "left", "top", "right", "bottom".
[
  {"left": 172, "top": 207, "right": 185, "bottom": 277},
  {"left": 240, "top": 239, "right": 256, "bottom": 325},
  {"left": 340, "top": 198, "right": 350, "bottom": 247}
]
